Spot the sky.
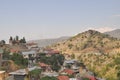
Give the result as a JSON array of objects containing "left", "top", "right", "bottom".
[{"left": 0, "top": 0, "right": 120, "bottom": 42}]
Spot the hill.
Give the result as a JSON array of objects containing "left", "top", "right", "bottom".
[
  {"left": 51, "top": 30, "right": 120, "bottom": 79},
  {"left": 28, "top": 36, "right": 70, "bottom": 47},
  {"left": 104, "top": 29, "right": 120, "bottom": 39},
  {"left": 51, "top": 30, "right": 120, "bottom": 55}
]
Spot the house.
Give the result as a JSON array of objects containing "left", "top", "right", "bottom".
[
  {"left": 21, "top": 50, "right": 37, "bottom": 67},
  {"left": 39, "top": 62, "right": 51, "bottom": 72},
  {"left": 26, "top": 42, "right": 38, "bottom": 50},
  {"left": 9, "top": 69, "right": 26, "bottom": 80},
  {"left": 86, "top": 75, "right": 96, "bottom": 80},
  {"left": 10, "top": 49, "right": 19, "bottom": 55},
  {"left": 0, "top": 71, "right": 6, "bottom": 80},
  {"left": 61, "top": 69, "right": 75, "bottom": 75},
  {"left": 9, "top": 66, "right": 41, "bottom": 80},
  {"left": 57, "top": 76, "right": 69, "bottom": 80},
  {"left": 0, "top": 49, "right": 3, "bottom": 67},
  {"left": 21, "top": 50, "right": 37, "bottom": 59},
  {"left": 63, "top": 59, "right": 77, "bottom": 69},
  {"left": 43, "top": 48, "right": 60, "bottom": 55},
  {"left": 41, "top": 72, "right": 58, "bottom": 77}
]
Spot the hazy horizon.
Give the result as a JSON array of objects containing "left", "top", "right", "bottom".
[{"left": 0, "top": 0, "right": 120, "bottom": 42}]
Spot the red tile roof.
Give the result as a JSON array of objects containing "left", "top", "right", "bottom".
[
  {"left": 57, "top": 76, "right": 69, "bottom": 80},
  {"left": 26, "top": 42, "right": 37, "bottom": 46},
  {"left": 10, "top": 49, "right": 19, "bottom": 53},
  {"left": 62, "top": 69, "right": 74, "bottom": 75},
  {"left": 39, "top": 62, "right": 49, "bottom": 67},
  {"left": 86, "top": 76, "right": 96, "bottom": 80}
]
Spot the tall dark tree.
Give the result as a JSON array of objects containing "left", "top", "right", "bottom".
[
  {"left": 15, "top": 36, "right": 19, "bottom": 41},
  {"left": 9, "top": 36, "right": 13, "bottom": 41},
  {"left": 22, "top": 37, "right": 26, "bottom": 43},
  {"left": 0, "top": 40, "right": 6, "bottom": 46}
]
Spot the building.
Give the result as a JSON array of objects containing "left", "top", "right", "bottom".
[
  {"left": 43, "top": 49, "right": 60, "bottom": 55},
  {"left": 0, "top": 71, "right": 6, "bottom": 80},
  {"left": 21, "top": 50, "right": 37, "bottom": 67},
  {"left": 9, "top": 66, "right": 41, "bottom": 80},
  {"left": 60, "top": 69, "right": 75, "bottom": 75},
  {"left": 57, "top": 76, "right": 69, "bottom": 80},
  {"left": 39, "top": 62, "right": 51, "bottom": 72},
  {"left": 21, "top": 50, "right": 37, "bottom": 59},
  {"left": 26, "top": 42, "right": 39, "bottom": 50},
  {"left": 0, "top": 49, "right": 3, "bottom": 67}
]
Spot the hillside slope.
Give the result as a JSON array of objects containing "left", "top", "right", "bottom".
[
  {"left": 52, "top": 30, "right": 120, "bottom": 55},
  {"left": 51, "top": 30, "right": 120, "bottom": 80}
]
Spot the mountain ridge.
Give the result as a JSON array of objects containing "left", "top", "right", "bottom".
[{"left": 104, "top": 29, "right": 120, "bottom": 39}]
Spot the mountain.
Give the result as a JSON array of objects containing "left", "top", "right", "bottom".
[
  {"left": 51, "top": 30, "right": 120, "bottom": 79},
  {"left": 104, "top": 29, "right": 120, "bottom": 39},
  {"left": 51, "top": 30, "right": 120, "bottom": 54},
  {"left": 28, "top": 36, "right": 70, "bottom": 47}
]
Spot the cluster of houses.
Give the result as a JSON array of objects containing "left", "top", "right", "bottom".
[{"left": 0, "top": 42, "right": 102, "bottom": 80}]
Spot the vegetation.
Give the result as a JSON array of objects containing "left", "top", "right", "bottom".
[
  {"left": 10, "top": 53, "right": 28, "bottom": 67},
  {"left": 38, "top": 53, "right": 65, "bottom": 72},
  {"left": 41, "top": 76, "right": 58, "bottom": 80},
  {"left": 9, "top": 36, "right": 26, "bottom": 45},
  {"left": 29, "top": 69, "right": 42, "bottom": 80},
  {"left": 2, "top": 49, "right": 28, "bottom": 68},
  {"left": 51, "top": 30, "right": 120, "bottom": 79}
]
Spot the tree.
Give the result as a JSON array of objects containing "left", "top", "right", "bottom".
[
  {"left": 22, "top": 37, "right": 26, "bottom": 43},
  {"left": 41, "top": 76, "right": 58, "bottom": 80},
  {"left": 71, "top": 53, "right": 75, "bottom": 59},
  {"left": 0, "top": 40, "right": 6, "bottom": 46},
  {"left": 10, "top": 53, "right": 28, "bottom": 67},
  {"left": 15, "top": 36, "right": 19, "bottom": 41},
  {"left": 38, "top": 53, "right": 65, "bottom": 72},
  {"left": 29, "top": 69, "right": 42, "bottom": 80},
  {"left": 117, "top": 71, "right": 120, "bottom": 80},
  {"left": 9, "top": 36, "right": 13, "bottom": 41},
  {"left": 3, "top": 50, "right": 10, "bottom": 60}
]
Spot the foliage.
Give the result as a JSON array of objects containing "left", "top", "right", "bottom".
[
  {"left": 82, "top": 77, "right": 90, "bottom": 80},
  {"left": 38, "top": 53, "right": 65, "bottom": 72},
  {"left": 114, "top": 57, "right": 120, "bottom": 65},
  {"left": 29, "top": 69, "right": 41, "bottom": 80},
  {"left": 71, "top": 53, "right": 75, "bottom": 59},
  {"left": 0, "top": 40, "right": 6, "bottom": 46},
  {"left": 10, "top": 53, "right": 28, "bottom": 67},
  {"left": 41, "top": 76, "right": 58, "bottom": 80},
  {"left": 3, "top": 50, "right": 10, "bottom": 60}
]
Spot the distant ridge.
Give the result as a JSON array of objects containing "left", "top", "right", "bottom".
[
  {"left": 28, "top": 36, "right": 70, "bottom": 47},
  {"left": 104, "top": 29, "right": 120, "bottom": 39}
]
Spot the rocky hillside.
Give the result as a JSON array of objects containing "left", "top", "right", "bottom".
[
  {"left": 104, "top": 29, "right": 120, "bottom": 39},
  {"left": 51, "top": 30, "right": 120, "bottom": 80},
  {"left": 52, "top": 30, "right": 120, "bottom": 55}
]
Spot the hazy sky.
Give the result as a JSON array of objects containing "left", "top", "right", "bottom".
[{"left": 0, "top": 0, "right": 120, "bottom": 41}]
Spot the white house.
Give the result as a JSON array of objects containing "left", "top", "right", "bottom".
[{"left": 21, "top": 50, "right": 36, "bottom": 59}]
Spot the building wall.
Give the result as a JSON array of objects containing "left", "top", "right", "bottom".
[
  {"left": 0, "top": 53, "right": 2, "bottom": 67},
  {"left": 0, "top": 73, "right": 5, "bottom": 80}
]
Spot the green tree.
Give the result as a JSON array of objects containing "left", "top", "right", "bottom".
[
  {"left": 41, "top": 76, "right": 58, "bottom": 80},
  {"left": 22, "top": 37, "right": 26, "bottom": 43},
  {"left": 0, "top": 40, "right": 6, "bottom": 46},
  {"left": 10, "top": 53, "right": 28, "bottom": 67},
  {"left": 15, "top": 36, "right": 19, "bottom": 41},
  {"left": 29, "top": 69, "right": 42, "bottom": 80},
  {"left": 71, "top": 53, "right": 75, "bottom": 59},
  {"left": 9, "top": 36, "right": 13, "bottom": 41},
  {"left": 117, "top": 71, "right": 120, "bottom": 80}
]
